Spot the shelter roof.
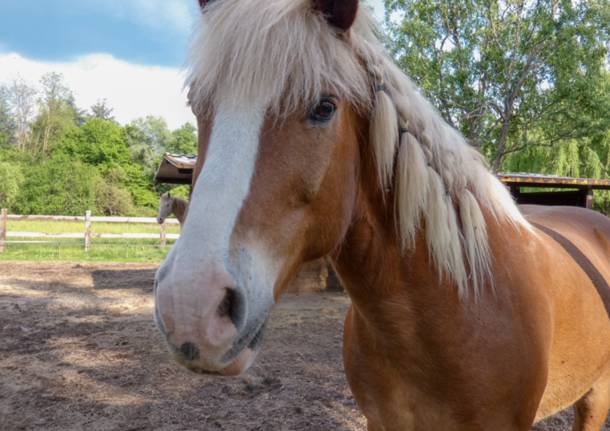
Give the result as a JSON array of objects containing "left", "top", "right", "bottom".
[
  {"left": 498, "top": 173, "right": 610, "bottom": 190},
  {"left": 155, "top": 153, "right": 196, "bottom": 184}
]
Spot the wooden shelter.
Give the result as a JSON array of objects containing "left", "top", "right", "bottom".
[
  {"left": 498, "top": 173, "right": 610, "bottom": 209},
  {"left": 155, "top": 154, "right": 196, "bottom": 185}
]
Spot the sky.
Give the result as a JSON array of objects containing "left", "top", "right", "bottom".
[{"left": 0, "top": 0, "right": 385, "bottom": 129}]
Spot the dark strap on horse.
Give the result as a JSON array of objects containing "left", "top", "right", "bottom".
[{"left": 531, "top": 222, "right": 610, "bottom": 318}]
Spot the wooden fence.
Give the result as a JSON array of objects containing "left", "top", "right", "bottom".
[{"left": 0, "top": 209, "right": 180, "bottom": 252}]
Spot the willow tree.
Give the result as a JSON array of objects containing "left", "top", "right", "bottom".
[{"left": 385, "top": 0, "right": 610, "bottom": 171}]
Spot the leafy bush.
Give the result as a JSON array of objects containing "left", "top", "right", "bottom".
[
  {"left": 0, "top": 162, "right": 24, "bottom": 210},
  {"left": 56, "top": 118, "right": 130, "bottom": 166},
  {"left": 95, "top": 180, "right": 135, "bottom": 216},
  {"left": 15, "top": 154, "right": 98, "bottom": 215}
]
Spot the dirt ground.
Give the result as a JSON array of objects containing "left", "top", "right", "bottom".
[{"left": 0, "top": 262, "right": 607, "bottom": 431}]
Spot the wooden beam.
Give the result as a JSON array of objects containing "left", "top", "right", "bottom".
[
  {"left": 6, "top": 232, "right": 180, "bottom": 240},
  {"left": 7, "top": 214, "right": 179, "bottom": 225},
  {"left": 586, "top": 187, "right": 594, "bottom": 209},
  {"left": 84, "top": 211, "right": 92, "bottom": 252}
]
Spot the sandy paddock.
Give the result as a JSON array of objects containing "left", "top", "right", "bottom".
[{"left": 0, "top": 262, "right": 606, "bottom": 430}]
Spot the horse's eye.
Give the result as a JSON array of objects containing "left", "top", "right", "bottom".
[{"left": 309, "top": 98, "right": 337, "bottom": 123}]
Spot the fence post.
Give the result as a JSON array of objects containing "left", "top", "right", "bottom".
[
  {"left": 160, "top": 221, "right": 167, "bottom": 248},
  {"left": 84, "top": 210, "right": 92, "bottom": 252},
  {"left": 0, "top": 208, "right": 7, "bottom": 253},
  {"left": 586, "top": 187, "right": 594, "bottom": 209}
]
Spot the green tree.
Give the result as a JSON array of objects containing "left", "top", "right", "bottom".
[
  {"left": 120, "top": 163, "right": 159, "bottom": 212},
  {"left": 57, "top": 118, "right": 131, "bottom": 166},
  {"left": 0, "top": 162, "right": 24, "bottom": 210},
  {"left": 95, "top": 179, "right": 135, "bottom": 216},
  {"left": 90, "top": 99, "right": 115, "bottom": 121},
  {"left": 136, "top": 116, "right": 172, "bottom": 154},
  {"left": 16, "top": 154, "right": 98, "bottom": 215},
  {"left": 386, "top": 0, "right": 610, "bottom": 170},
  {"left": 504, "top": 130, "right": 610, "bottom": 214},
  {"left": 30, "top": 72, "right": 79, "bottom": 153},
  {"left": 56, "top": 119, "right": 160, "bottom": 214},
  {"left": 0, "top": 86, "right": 16, "bottom": 147},
  {"left": 5, "top": 79, "right": 36, "bottom": 150},
  {"left": 125, "top": 116, "right": 172, "bottom": 174},
  {"left": 167, "top": 123, "right": 197, "bottom": 155},
  {"left": 124, "top": 123, "right": 156, "bottom": 174}
]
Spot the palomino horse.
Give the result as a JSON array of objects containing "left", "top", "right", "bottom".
[
  {"left": 154, "top": 1, "right": 610, "bottom": 429},
  {"left": 157, "top": 192, "right": 188, "bottom": 226}
]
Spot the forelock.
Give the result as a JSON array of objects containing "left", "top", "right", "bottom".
[{"left": 187, "top": 0, "right": 382, "bottom": 117}]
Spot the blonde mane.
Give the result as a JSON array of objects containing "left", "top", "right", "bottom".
[{"left": 187, "top": 0, "right": 529, "bottom": 298}]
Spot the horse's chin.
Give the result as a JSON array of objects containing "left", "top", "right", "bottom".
[
  {"left": 218, "top": 348, "right": 256, "bottom": 376},
  {"left": 180, "top": 348, "right": 257, "bottom": 376},
  {"left": 161, "top": 311, "right": 268, "bottom": 377}
]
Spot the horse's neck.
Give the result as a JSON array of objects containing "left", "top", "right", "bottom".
[
  {"left": 332, "top": 186, "right": 463, "bottom": 335},
  {"left": 333, "top": 178, "right": 518, "bottom": 342},
  {"left": 172, "top": 198, "right": 188, "bottom": 222}
]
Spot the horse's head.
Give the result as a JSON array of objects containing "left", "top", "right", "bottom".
[
  {"left": 154, "top": 0, "right": 389, "bottom": 375},
  {"left": 157, "top": 192, "right": 173, "bottom": 224}
]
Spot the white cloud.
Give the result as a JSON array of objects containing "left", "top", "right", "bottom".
[{"left": 0, "top": 52, "right": 195, "bottom": 129}]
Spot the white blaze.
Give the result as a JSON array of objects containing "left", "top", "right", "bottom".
[
  {"left": 154, "top": 100, "right": 278, "bottom": 372},
  {"left": 176, "top": 101, "right": 266, "bottom": 272}
]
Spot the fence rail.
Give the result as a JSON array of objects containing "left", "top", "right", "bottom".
[
  {"left": 6, "top": 214, "right": 180, "bottom": 224},
  {"left": 0, "top": 209, "right": 180, "bottom": 252},
  {"left": 6, "top": 232, "right": 181, "bottom": 240}
]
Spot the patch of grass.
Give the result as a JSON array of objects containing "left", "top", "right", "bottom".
[
  {"left": 7, "top": 220, "right": 181, "bottom": 235},
  {"left": 0, "top": 238, "right": 175, "bottom": 263}
]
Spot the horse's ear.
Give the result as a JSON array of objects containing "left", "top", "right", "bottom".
[
  {"left": 312, "top": 0, "right": 358, "bottom": 31},
  {"left": 198, "top": 0, "right": 216, "bottom": 10}
]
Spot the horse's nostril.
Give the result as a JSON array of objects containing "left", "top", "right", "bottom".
[
  {"left": 217, "top": 288, "right": 232, "bottom": 317},
  {"left": 217, "top": 287, "right": 245, "bottom": 329},
  {"left": 179, "top": 342, "right": 200, "bottom": 361}
]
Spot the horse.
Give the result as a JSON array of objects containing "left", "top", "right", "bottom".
[
  {"left": 157, "top": 192, "right": 188, "bottom": 226},
  {"left": 154, "top": 1, "right": 610, "bottom": 429}
]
